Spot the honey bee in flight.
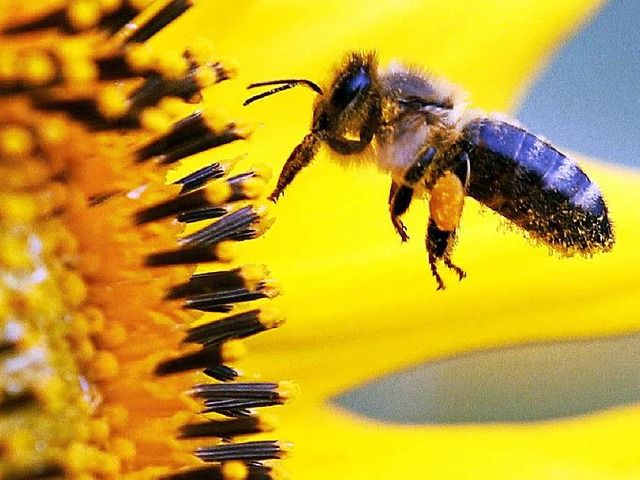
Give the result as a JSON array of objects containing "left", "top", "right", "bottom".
[{"left": 244, "top": 52, "right": 614, "bottom": 289}]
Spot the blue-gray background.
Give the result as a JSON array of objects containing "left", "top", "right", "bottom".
[
  {"left": 518, "top": 0, "right": 639, "bottom": 168},
  {"left": 334, "top": 0, "right": 640, "bottom": 423}
]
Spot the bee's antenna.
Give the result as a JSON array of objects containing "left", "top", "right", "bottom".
[{"left": 243, "top": 79, "right": 323, "bottom": 106}]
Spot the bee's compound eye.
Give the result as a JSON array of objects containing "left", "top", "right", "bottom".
[{"left": 331, "top": 66, "right": 371, "bottom": 108}]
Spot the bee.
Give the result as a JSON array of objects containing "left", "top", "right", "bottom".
[{"left": 244, "top": 52, "right": 614, "bottom": 289}]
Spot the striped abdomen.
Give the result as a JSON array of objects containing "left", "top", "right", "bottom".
[{"left": 461, "top": 118, "right": 614, "bottom": 254}]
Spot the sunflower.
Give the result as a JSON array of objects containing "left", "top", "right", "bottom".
[
  {"left": 1, "top": 1, "right": 639, "bottom": 480},
  {"left": 0, "top": 1, "right": 291, "bottom": 479}
]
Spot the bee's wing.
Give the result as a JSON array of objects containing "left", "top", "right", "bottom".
[{"left": 460, "top": 118, "right": 613, "bottom": 254}]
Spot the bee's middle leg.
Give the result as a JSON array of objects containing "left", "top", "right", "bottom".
[
  {"left": 387, "top": 146, "right": 438, "bottom": 242},
  {"left": 389, "top": 181, "right": 413, "bottom": 242}
]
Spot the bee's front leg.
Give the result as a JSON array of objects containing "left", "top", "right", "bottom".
[{"left": 270, "top": 133, "right": 320, "bottom": 202}]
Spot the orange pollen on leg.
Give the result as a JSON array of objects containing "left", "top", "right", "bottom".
[{"left": 429, "top": 171, "right": 465, "bottom": 232}]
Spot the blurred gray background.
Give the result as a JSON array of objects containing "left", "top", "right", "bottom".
[{"left": 518, "top": 0, "right": 639, "bottom": 168}]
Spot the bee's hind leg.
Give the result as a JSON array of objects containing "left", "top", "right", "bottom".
[
  {"left": 426, "top": 220, "right": 451, "bottom": 290},
  {"left": 444, "top": 255, "right": 466, "bottom": 280},
  {"left": 426, "top": 215, "right": 466, "bottom": 289},
  {"left": 440, "top": 150, "right": 470, "bottom": 281},
  {"left": 426, "top": 151, "right": 469, "bottom": 289},
  {"left": 389, "top": 181, "right": 413, "bottom": 242}
]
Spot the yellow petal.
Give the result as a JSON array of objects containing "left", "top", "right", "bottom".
[
  {"left": 158, "top": 0, "right": 639, "bottom": 478},
  {"left": 242, "top": 157, "right": 640, "bottom": 478}
]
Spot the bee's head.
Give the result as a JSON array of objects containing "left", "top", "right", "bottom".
[
  {"left": 243, "top": 51, "right": 380, "bottom": 144},
  {"left": 312, "top": 51, "right": 380, "bottom": 140}
]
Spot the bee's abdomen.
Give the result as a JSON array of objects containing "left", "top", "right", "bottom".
[{"left": 461, "top": 118, "right": 614, "bottom": 254}]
